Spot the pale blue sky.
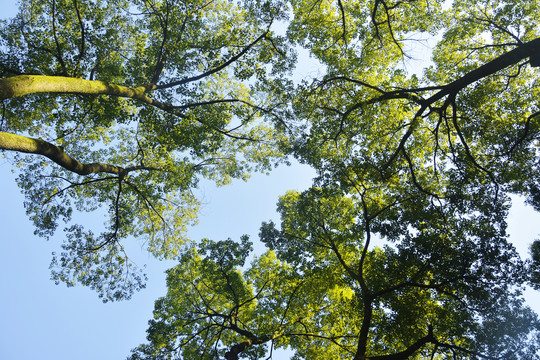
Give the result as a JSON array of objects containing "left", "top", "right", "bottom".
[
  {"left": 0, "top": 3, "right": 314, "bottom": 358},
  {"left": 0, "top": 2, "right": 538, "bottom": 359},
  {"left": 0, "top": 156, "right": 316, "bottom": 359}
]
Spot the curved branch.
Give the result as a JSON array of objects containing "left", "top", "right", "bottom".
[
  {"left": 51, "top": 0, "right": 68, "bottom": 76},
  {"left": 0, "top": 75, "right": 258, "bottom": 141},
  {"left": 0, "top": 131, "right": 161, "bottom": 176},
  {"left": 0, "top": 75, "right": 156, "bottom": 101},
  {"left": 383, "top": 34, "right": 540, "bottom": 168},
  {"left": 72, "top": 0, "right": 86, "bottom": 77},
  {"left": 0, "top": 131, "right": 123, "bottom": 175},
  {"left": 43, "top": 175, "right": 118, "bottom": 204},
  {"left": 328, "top": 38, "right": 540, "bottom": 170},
  {"left": 337, "top": 0, "right": 347, "bottom": 44},
  {"left": 367, "top": 325, "right": 499, "bottom": 360},
  {"left": 450, "top": 101, "right": 499, "bottom": 199},
  {"left": 401, "top": 146, "right": 440, "bottom": 198},
  {"left": 155, "top": 23, "right": 273, "bottom": 90},
  {"left": 428, "top": 37, "right": 540, "bottom": 104},
  {"left": 367, "top": 326, "right": 436, "bottom": 360}
]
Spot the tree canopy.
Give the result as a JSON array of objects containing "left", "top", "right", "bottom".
[
  {"left": 0, "top": 0, "right": 294, "bottom": 300},
  {"left": 1, "top": 0, "right": 540, "bottom": 358}
]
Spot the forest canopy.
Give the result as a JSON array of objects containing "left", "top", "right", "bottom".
[{"left": 1, "top": 0, "right": 540, "bottom": 358}]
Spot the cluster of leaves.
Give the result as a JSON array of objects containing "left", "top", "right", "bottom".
[
  {"left": 132, "top": 188, "right": 539, "bottom": 358},
  {"left": 131, "top": 0, "right": 540, "bottom": 358},
  {"left": 1, "top": 0, "right": 295, "bottom": 300},
  {"left": 2, "top": 0, "right": 540, "bottom": 356}
]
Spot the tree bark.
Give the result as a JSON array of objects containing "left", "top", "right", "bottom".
[
  {"left": 429, "top": 37, "right": 540, "bottom": 103},
  {"left": 366, "top": 326, "right": 436, "bottom": 360},
  {"left": 0, "top": 131, "right": 123, "bottom": 175},
  {"left": 0, "top": 75, "right": 155, "bottom": 102}
]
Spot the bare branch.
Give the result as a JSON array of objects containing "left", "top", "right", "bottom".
[
  {"left": 337, "top": 0, "right": 347, "bottom": 44},
  {"left": 72, "top": 0, "right": 86, "bottom": 77},
  {"left": 51, "top": 0, "right": 69, "bottom": 76},
  {"left": 155, "top": 23, "right": 273, "bottom": 90}
]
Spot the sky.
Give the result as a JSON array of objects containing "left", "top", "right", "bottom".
[
  {"left": 0, "top": 156, "right": 315, "bottom": 360},
  {"left": 0, "top": 1, "right": 539, "bottom": 360}
]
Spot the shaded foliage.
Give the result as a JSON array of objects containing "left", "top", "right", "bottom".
[
  {"left": 132, "top": 0, "right": 540, "bottom": 357},
  {"left": 1, "top": 0, "right": 294, "bottom": 300}
]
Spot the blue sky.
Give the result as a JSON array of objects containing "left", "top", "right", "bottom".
[
  {"left": 0, "top": 2, "right": 539, "bottom": 359},
  {"left": 0, "top": 3, "right": 314, "bottom": 359},
  {"left": 0, "top": 155, "right": 315, "bottom": 359}
]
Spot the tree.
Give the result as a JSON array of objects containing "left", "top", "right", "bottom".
[
  {"left": 0, "top": 0, "right": 294, "bottom": 300},
  {"left": 131, "top": 0, "right": 540, "bottom": 358},
  {"left": 131, "top": 189, "right": 539, "bottom": 359}
]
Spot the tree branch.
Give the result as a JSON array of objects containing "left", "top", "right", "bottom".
[
  {"left": 0, "top": 131, "right": 161, "bottom": 176},
  {"left": 0, "top": 75, "right": 258, "bottom": 141},
  {"left": 0, "top": 131, "right": 123, "bottom": 175},
  {"left": 72, "top": 0, "right": 86, "bottom": 77},
  {"left": 155, "top": 23, "right": 273, "bottom": 90},
  {"left": 429, "top": 37, "right": 540, "bottom": 104},
  {"left": 0, "top": 75, "right": 156, "bottom": 101},
  {"left": 367, "top": 326, "right": 436, "bottom": 360},
  {"left": 51, "top": 0, "right": 69, "bottom": 76}
]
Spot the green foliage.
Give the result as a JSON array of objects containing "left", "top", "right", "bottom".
[
  {"left": 135, "top": 188, "right": 539, "bottom": 358},
  {"left": 2, "top": 0, "right": 540, "bottom": 355},
  {"left": 50, "top": 225, "right": 148, "bottom": 302},
  {"left": 132, "top": 0, "right": 540, "bottom": 357},
  {"left": 0, "top": 0, "right": 295, "bottom": 300}
]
